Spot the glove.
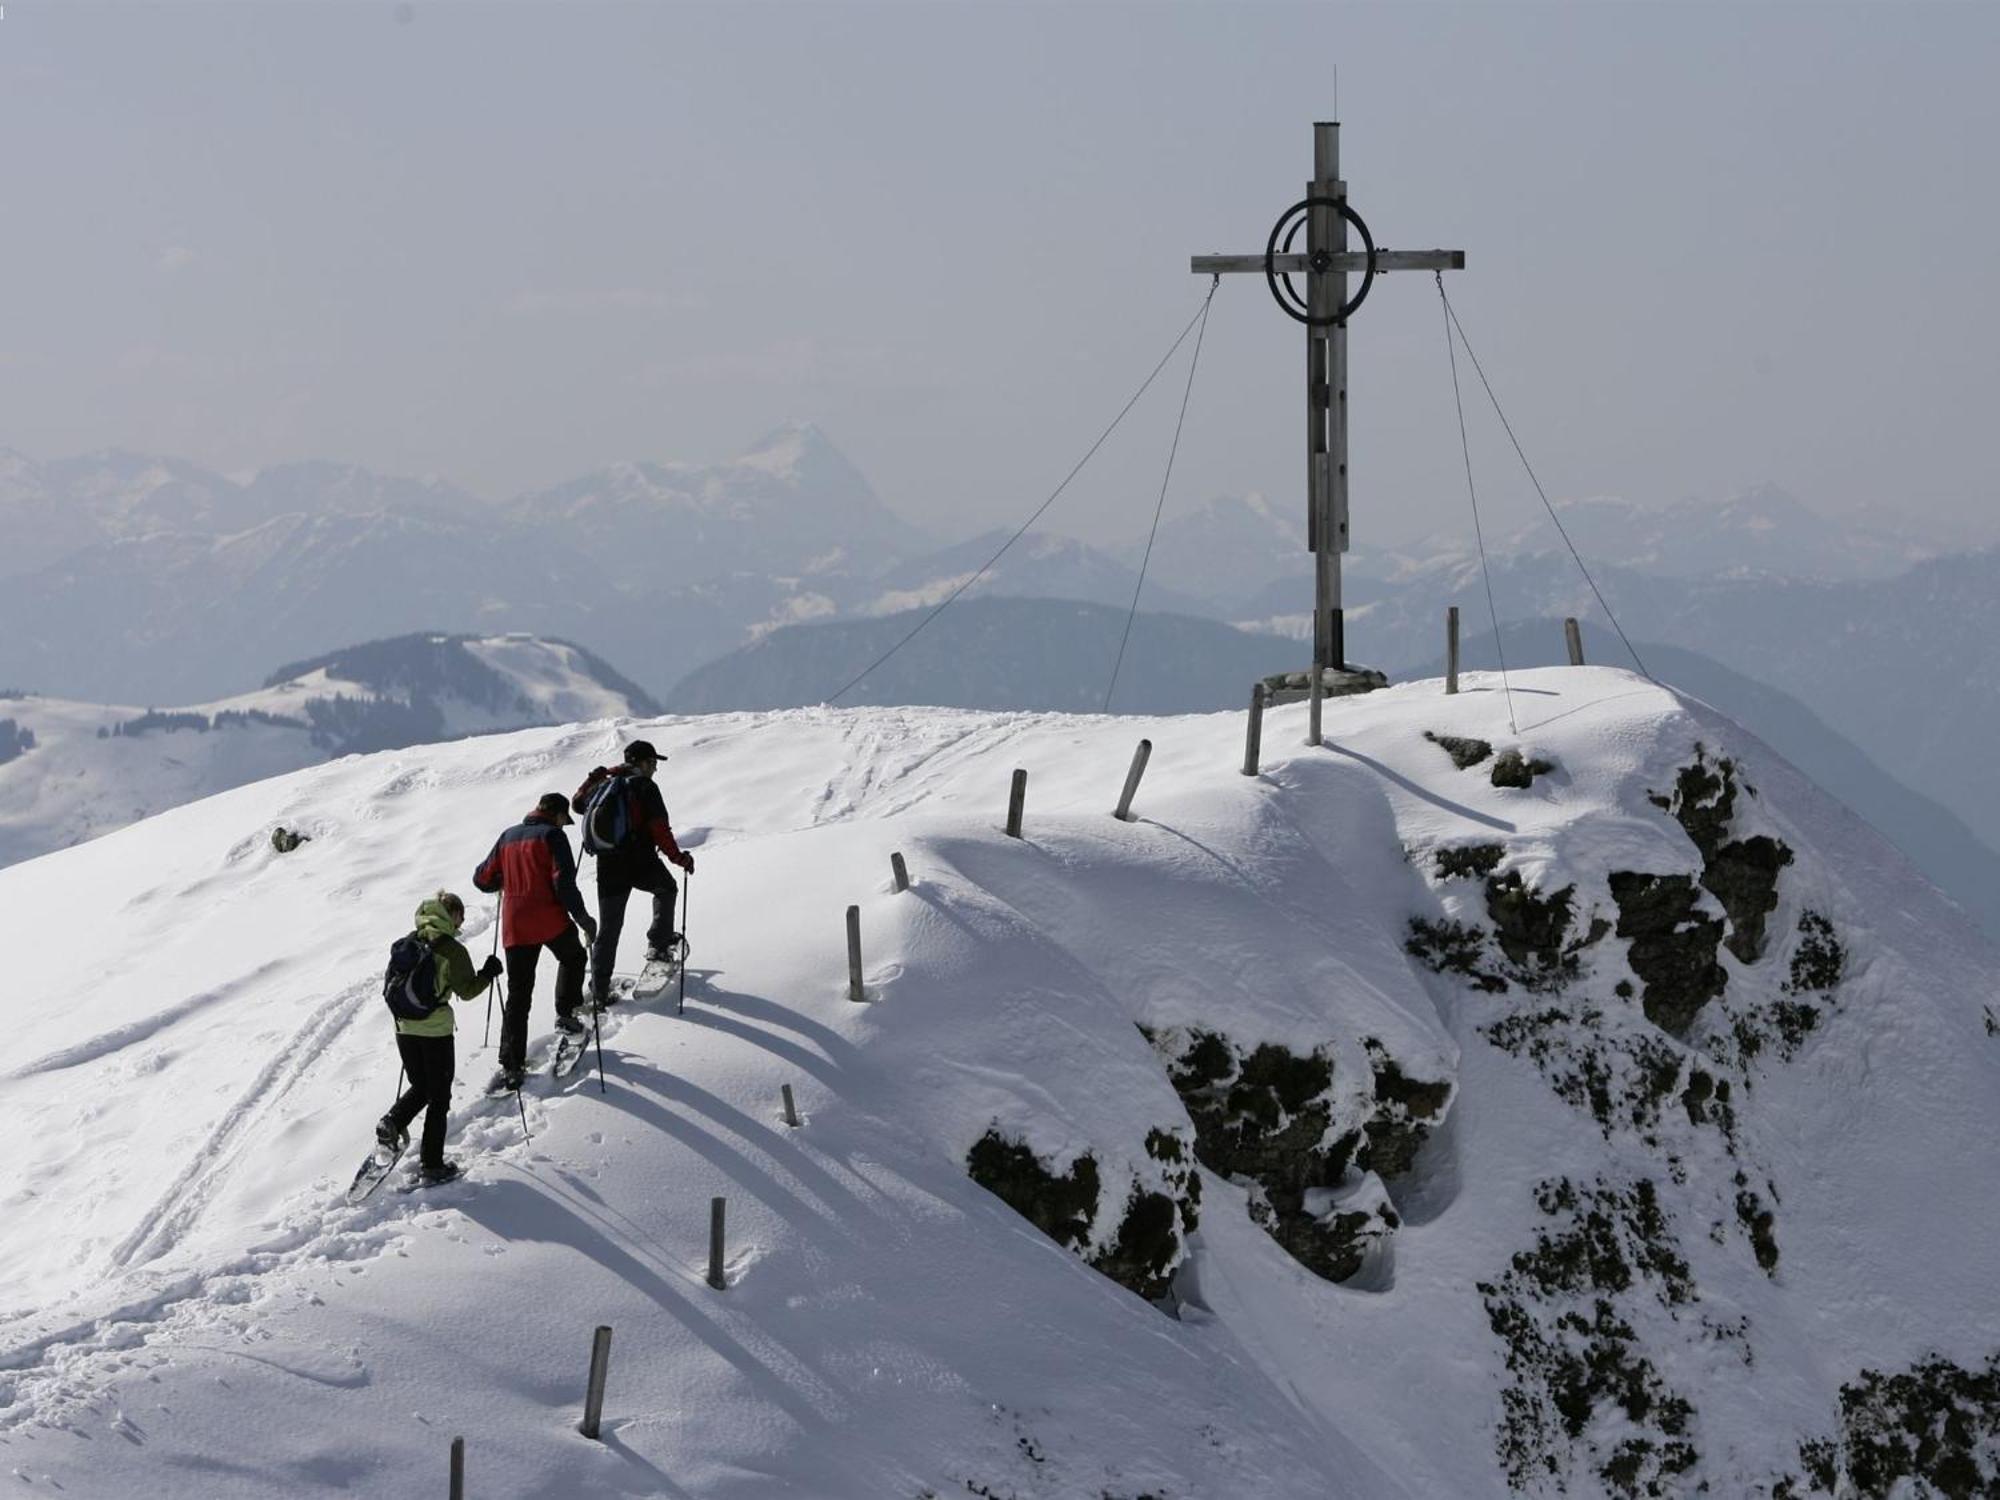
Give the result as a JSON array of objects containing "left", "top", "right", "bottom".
[
  {"left": 676, "top": 852, "right": 695, "bottom": 875},
  {"left": 579, "top": 915, "right": 599, "bottom": 944},
  {"left": 478, "top": 954, "right": 504, "bottom": 982}
]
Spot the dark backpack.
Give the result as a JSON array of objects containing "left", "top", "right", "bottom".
[
  {"left": 382, "top": 932, "right": 444, "bottom": 1021},
  {"left": 581, "top": 770, "right": 637, "bottom": 856}
]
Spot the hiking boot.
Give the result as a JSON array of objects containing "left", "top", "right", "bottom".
[
  {"left": 375, "top": 1115, "right": 408, "bottom": 1152},
  {"left": 554, "top": 1011, "right": 585, "bottom": 1036},
  {"left": 418, "top": 1160, "right": 463, "bottom": 1187},
  {"left": 487, "top": 1067, "right": 524, "bottom": 1095},
  {"left": 645, "top": 934, "right": 683, "bottom": 963}
]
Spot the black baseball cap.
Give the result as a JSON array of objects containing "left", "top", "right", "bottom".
[
  {"left": 533, "top": 792, "right": 575, "bottom": 825},
  {"left": 623, "top": 739, "right": 663, "bottom": 765}
]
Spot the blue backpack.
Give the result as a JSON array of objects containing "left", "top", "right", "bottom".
[
  {"left": 382, "top": 932, "right": 444, "bottom": 1021},
  {"left": 581, "top": 771, "right": 636, "bottom": 856}
]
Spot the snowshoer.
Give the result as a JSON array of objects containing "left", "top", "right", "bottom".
[
  {"left": 572, "top": 739, "right": 694, "bottom": 1006},
  {"left": 377, "top": 890, "right": 504, "bottom": 1186},
  {"left": 473, "top": 792, "right": 598, "bottom": 1091}
]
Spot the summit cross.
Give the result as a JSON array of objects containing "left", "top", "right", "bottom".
[{"left": 1192, "top": 121, "right": 1464, "bottom": 677}]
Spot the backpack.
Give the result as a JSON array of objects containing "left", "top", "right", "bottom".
[
  {"left": 382, "top": 932, "right": 444, "bottom": 1021},
  {"left": 580, "top": 769, "right": 637, "bottom": 856}
]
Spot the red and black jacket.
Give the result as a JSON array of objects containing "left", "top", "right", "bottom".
[
  {"left": 571, "top": 767, "right": 687, "bottom": 866},
  {"left": 472, "top": 812, "right": 590, "bottom": 947}
]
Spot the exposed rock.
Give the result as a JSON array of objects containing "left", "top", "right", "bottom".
[
  {"left": 966, "top": 1130, "right": 1100, "bottom": 1252},
  {"left": 1424, "top": 730, "right": 1493, "bottom": 770},
  {"left": 1609, "top": 871, "right": 1727, "bottom": 1038},
  {"left": 1784, "top": 910, "right": 1845, "bottom": 996},
  {"left": 1491, "top": 748, "right": 1557, "bottom": 789},
  {"left": 1480, "top": 1177, "right": 1701, "bottom": 1495},
  {"left": 1486, "top": 872, "right": 1608, "bottom": 992},
  {"left": 1149, "top": 1028, "right": 1448, "bottom": 1285},
  {"left": 1733, "top": 1172, "right": 1780, "bottom": 1274},
  {"left": 270, "top": 826, "right": 311, "bottom": 854},
  {"left": 1652, "top": 746, "right": 1795, "bottom": 963},
  {"left": 1408, "top": 869, "right": 1607, "bottom": 997},
  {"left": 1785, "top": 1351, "right": 2000, "bottom": 1498},
  {"left": 965, "top": 1126, "right": 1201, "bottom": 1305},
  {"left": 1434, "top": 842, "right": 1505, "bottom": 881},
  {"left": 1363, "top": 1039, "right": 1454, "bottom": 1178},
  {"left": 1407, "top": 916, "right": 1509, "bottom": 993}
]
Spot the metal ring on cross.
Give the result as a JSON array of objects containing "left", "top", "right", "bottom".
[{"left": 1264, "top": 196, "right": 1377, "bottom": 327}]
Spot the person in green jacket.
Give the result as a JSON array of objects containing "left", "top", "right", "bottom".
[{"left": 377, "top": 890, "right": 503, "bottom": 1186}]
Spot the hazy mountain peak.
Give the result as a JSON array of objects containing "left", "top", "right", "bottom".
[{"left": 733, "top": 420, "right": 859, "bottom": 488}]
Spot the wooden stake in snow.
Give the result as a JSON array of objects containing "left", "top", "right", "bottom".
[
  {"left": 1242, "top": 682, "right": 1265, "bottom": 777},
  {"left": 781, "top": 1083, "right": 800, "bottom": 1128},
  {"left": 846, "top": 905, "right": 865, "bottom": 1003},
  {"left": 1005, "top": 768, "right": 1028, "bottom": 838},
  {"left": 707, "top": 1198, "right": 728, "bottom": 1290},
  {"left": 1114, "top": 739, "right": 1152, "bottom": 821},
  {"left": 1447, "top": 606, "right": 1461, "bottom": 695},
  {"left": 578, "top": 1326, "right": 614, "bottom": 1440},
  {"left": 1564, "top": 616, "right": 1585, "bottom": 666},
  {"left": 1308, "top": 664, "right": 1324, "bottom": 746},
  {"left": 449, "top": 1436, "right": 465, "bottom": 1499},
  {"left": 890, "top": 851, "right": 910, "bottom": 893}
]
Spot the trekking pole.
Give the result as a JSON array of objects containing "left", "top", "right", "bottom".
[
  {"left": 515, "top": 1084, "right": 530, "bottom": 1142},
  {"left": 590, "top": 987, "right": 607, "bottom": 1096},
  {"left": 482, "top": 905, "right": 500, "bottom": 1049},
  {"left": 678, "top": 873, "right": 691, "bottom": 1017}
]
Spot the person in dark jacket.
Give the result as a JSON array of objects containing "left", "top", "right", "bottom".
[
  {"left": 572, "top": 739, "right": 695, "bottom": 1006},
  {"left": 472, "top": 792, "right": 598, "bottom": 1091},
  {"left": 377, "top": 890, "right": 504, "bottom": 1185}
]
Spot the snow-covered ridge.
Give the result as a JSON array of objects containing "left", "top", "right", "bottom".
[
  {"left": 1, "top": 671, "right": 1995, "bottom": 1496},
  {"left": 0, "top": 633, "right": 656, "bottom": 868}
]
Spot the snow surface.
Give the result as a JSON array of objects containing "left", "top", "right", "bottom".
[{"left": 0, "top": 669, "right": 1996, "bottom": 1496}]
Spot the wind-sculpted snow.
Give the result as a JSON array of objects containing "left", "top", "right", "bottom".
[{"left": 0, "top": 670, "right": 1995, "bottom": 1496}]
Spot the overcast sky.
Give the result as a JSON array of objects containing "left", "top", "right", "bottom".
[{"left": 2, "top": 2, "right": 1996, "bottom": 551}]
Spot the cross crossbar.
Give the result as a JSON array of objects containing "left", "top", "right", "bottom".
[{"left": 1190, "top": 250, "right": 1465, "bottom": 275}]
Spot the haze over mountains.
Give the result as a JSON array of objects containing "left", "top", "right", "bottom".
[{"left": 4, "top": 422, "right": 1996, "bottom": 889}]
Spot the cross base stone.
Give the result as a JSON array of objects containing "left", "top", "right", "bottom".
[{"left": 1262, "top": 666, "right": 1389, "bottom": 705}]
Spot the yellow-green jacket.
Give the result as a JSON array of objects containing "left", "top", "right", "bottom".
[{"left": 396, "top": 897, "right": 497, "bottom": 1038}]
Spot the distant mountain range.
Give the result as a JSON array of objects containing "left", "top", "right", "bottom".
[
  {"left": 4, "top": 424, "right": 1994, "bottom": 868},
  {"left": 0, "top": 632, "right": 656, "bottom": 868},
  {"left": 667, "top": 596, "right": 1297, "bottom": 716}
]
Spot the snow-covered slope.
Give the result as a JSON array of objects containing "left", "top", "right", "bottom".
[
  {"left": 1, "top": 671, "right": 1996, "bottom": 1497},
  {"left": 0, "top": 634, "right": 657, "bottom": 868}
]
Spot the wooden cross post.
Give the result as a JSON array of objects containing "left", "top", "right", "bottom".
[{"left": 1193, "top": 121, "right": 1464, "bottom": 677}]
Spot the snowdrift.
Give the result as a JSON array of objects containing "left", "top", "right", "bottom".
[{"left": 1, "top": 669, "right": 1996, "bottom": 1497}]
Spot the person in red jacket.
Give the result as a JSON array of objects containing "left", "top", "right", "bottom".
[
  {"left": 572, "top": 739, "right": 694, "bottom": 1006},
  {"left": 472, "top": 792, "right": 599, "bottom": 1091}
]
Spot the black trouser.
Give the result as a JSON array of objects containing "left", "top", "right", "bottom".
[
  {"left": 499, "top": 925, "right": 586, "bottom": 1072},
  {"left": 591, "top": 854, "right": 678, "bottom": 1001},
  {"left": 387, "top": 1031, "right": 456, "bottom": 1169}
]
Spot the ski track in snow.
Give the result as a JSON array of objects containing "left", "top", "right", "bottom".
[
  {"left": 5, "top": 962, "right": 283, "bottom": 1081},
  {"left": 108, "top": 980, "right": 373, "bottom": 1271},
  {"left": 0, "top": 985, "right": 716, "bottom": 1431}
]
